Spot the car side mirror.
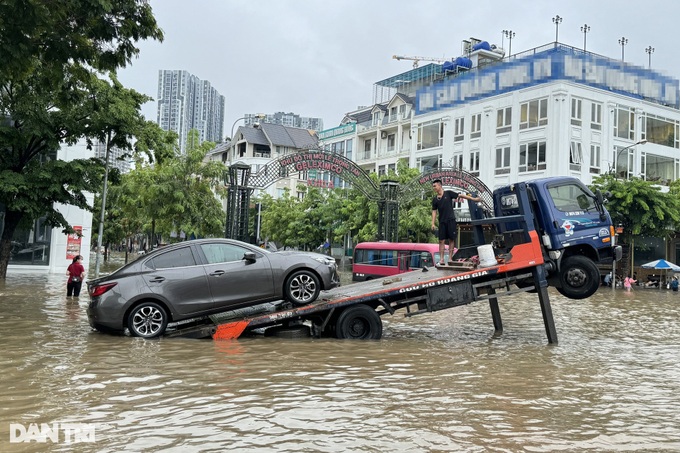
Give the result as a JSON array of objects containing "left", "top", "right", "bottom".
[{"left": 243, "top": 252, "right": 257, "bottom": 262}]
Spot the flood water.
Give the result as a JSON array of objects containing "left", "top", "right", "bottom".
[{"left": 1, "top": 258, "right": 680, "bottom": 452}]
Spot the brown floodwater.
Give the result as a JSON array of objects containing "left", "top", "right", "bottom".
[{"left": 1, "top": 257, "right": 680, "bottom": 452}]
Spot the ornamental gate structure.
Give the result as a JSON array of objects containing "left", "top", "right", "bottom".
[{"left": 223, "top": 149, "right": 494, "bottom": 244}]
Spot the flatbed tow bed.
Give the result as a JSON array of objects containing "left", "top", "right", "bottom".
[{"left": 166, "top": 226, "right": 558, "bottom": 343}]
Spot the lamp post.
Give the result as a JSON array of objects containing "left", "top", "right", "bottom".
[
  {"left": 503, "top": 30, "right": 515, "bottom": 59},
  {"left": 581, "top": 24, "right": 590, "bottom": 51},
  {"left": 645, "top": 46, "right": 655, "bottom": 69},
  {"left": 618, "top": 37, "right": 628, "bottom": 61},
  {"left": 615, "top": 139, "right": 647, "bottom": 178},
  {"left": 552, "top": 15, "right": 562, "bottom": 43}
]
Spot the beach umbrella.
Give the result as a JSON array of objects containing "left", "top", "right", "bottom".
[{"left": 641, "top": 259, "right": 680, "bottom": 289}]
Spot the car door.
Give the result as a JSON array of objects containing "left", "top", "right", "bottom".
[
  {"left": 144, "top": 245, "right": 214, "bottom": 316},
  {"left": 198, "top": 242, "right": 275, "bottom": 310}
]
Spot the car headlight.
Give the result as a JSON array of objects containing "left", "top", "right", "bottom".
[{"left": 313, "top": 256, "right": 335, "bottom": 266}]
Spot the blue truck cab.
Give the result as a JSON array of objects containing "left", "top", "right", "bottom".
[{"left": 493, "top": 176, "right": 622, "bottom": 299}]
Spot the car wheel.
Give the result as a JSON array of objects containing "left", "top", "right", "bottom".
[
  {"left": 285, "top": 270, "right": 320, "bottom": 305},
  {"left": 128, "top": 302, "right": 168, "bottom": 338},
  {"left": 557, "top": 255, "right": 601, "bottom": 300},
  {"left": 335, "top": 305, "right": 383, "bottom": 340}
]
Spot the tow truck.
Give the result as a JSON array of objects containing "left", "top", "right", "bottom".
[{"left": 167, "top": 176, "right": 620, "bottom": 344}]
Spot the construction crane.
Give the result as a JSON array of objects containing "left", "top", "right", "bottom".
[{"left": 392, "top": 54, "right": 449, "bottom": 68}]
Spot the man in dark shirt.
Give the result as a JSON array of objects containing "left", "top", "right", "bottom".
[{"left": 431, "top": 179, "right": 481, "bottom": 265}]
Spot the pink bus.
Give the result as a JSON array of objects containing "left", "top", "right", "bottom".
[{"left": 352, "top": 242, "right": 446, "bottom": 282}]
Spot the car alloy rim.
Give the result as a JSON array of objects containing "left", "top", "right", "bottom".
[
  {"left": 290, "top": 274, "right": 316, "bottom": 302},
  {"left": 132, "top": 306, "right": 164, "bottom": 336}
]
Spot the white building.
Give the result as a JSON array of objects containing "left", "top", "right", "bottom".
[
  {"left": 6, "top": 140, "right": 94, "bottom": 275},
  {"left": 244, "top": 112, "right": 323, "bottom": 132},
  {"left": 157, "top": 70, "right": 226, "bottom": 153}
]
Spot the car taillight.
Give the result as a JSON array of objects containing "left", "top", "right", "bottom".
[{"left": 89, "top": 282, "right": 117, "bottom": 297}]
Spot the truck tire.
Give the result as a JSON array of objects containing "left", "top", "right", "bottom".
[
  {"left": 557, "top": 255, "right": 601, "bottom": 299},
  {"left": 335, "top": 305, "right": 382, "bottom": 340}
]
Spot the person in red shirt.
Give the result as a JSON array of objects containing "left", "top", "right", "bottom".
[{"left": 66, "top": 255, "right": 86, "bottom": 297}]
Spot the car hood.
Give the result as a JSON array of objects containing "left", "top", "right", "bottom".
[{"left": 273, "top": 250, "right": 334, "bottom": 261}]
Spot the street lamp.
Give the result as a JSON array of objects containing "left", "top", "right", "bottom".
[
  {"left": 614, "top": 139, "right": 647, "bottom": 178},
  {"left": 645, "top": 46, "right": 655, "bottom": 69},
  {"left": 503, "top": 30, "right": 515, "bottom": 59},
  {"left": 581, "top": 24, "right": 590, "bottom": 51},
  {"left": 552, "top": 15, "right": 562, "bottom": 43},
  {"left": 619, "top": 36, "right": 628, "bottom": 61}
]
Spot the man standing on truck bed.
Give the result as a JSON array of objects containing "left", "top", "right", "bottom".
[{"left": 431, "top": 179, "right": 481, "bottom": 265}]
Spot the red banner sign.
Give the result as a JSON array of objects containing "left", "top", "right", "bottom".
[{"left": 66, "top": 226, "right": 82, "bottom": 260}]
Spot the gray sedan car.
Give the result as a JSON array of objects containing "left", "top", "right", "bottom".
[{"left": 86, "top": 239, "right": 340, "bottom": 338}]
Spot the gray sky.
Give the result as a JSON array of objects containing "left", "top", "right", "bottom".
[{"left": 118, "top": 0, "right": 680, "bottom": 136}]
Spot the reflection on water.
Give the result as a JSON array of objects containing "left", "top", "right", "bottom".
[{"left": 1, "top": 270, "right": 680, "bottom": 452}]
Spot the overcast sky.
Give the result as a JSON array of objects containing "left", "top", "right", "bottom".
[{"left": 118, "top": 0, "right": 680, "bottom": 136}]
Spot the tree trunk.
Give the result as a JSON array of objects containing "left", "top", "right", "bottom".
[{"left": 0, "top": 210, "right": 24, "bottom": 280}]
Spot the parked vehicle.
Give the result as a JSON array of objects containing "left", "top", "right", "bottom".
[
  {"left": 86, "top": 238, "right": 340, "bottom": 338},
  {"left": 352, "top": 242, "right": 446, "bottom": 281}
]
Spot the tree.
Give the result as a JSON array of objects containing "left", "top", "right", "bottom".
[
  {"left": 590, "top": 174, "right": 680, "bottom": 275},
  {"left": 0, "top": 0, "right": 163, "bottom": 279}
]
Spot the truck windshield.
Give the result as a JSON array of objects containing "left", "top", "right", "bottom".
[{"left": 548, "top": 183, "right": 596, "bottom": 213}]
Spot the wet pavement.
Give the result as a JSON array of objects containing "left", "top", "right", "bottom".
[{"left": 1, "top": 259, "right": 680, "bottom": 452}]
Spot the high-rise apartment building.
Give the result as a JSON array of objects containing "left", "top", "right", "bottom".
[
  {"left": 244, "top": 112, "right": 323, "bottom": 131},
  {"left": 157, "top": 70, "right": 226, "bottom": 153}
]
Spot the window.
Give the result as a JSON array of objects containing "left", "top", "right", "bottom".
[
  {"left": 615, "top": 145, "right": 633, "bottom": 178},
  {"left": 417, "top": 120, "right": 444, "bottom": 150},
  {"left": 345, "top": 139, "right": 353, "bottom": 160},
  {"left": 570, "top": 141, "right": 583, "bottom": 170},
  {"left": 399, "top": 104, "right": 407, "bottom": 119},
  {"left": 150, "top": 247, "right": 196, "bottom": 269},
  {"left": 378, "top": 165, "right": 386, "bottom": 176},
  {"left": 363, "top": 138, "right": 372, "bottom": 159},
  {"left": 519, "top": 98, "right": 548, "bottom": 129},
  {"left": 614, "top": 106, "right": 635, "bottom": 140},
  {"left": 645, "top": 153, "right": 675, "bottom": 184},
  {"left": 643, "top": 114, "right": 679, "bottom": 149},
  {"left": 497, "top": 107, "right": 512, "bottom": 133},
  {"left": 519, "top": 141, "right": 546, "bottom": 172},
  {"left": 589, "top": 144, "right": 601, "bottom": 174},
  {"left": 548, "top": 183, "right": 595, "bottom": 213},
  {"left": 495, "top": 146, "right": 511, "bottom": 175},
  {"left": 454, "top": 117, "right": 464, "bottom": 142},
  {"left": 389, "top": 107, "right": 398, "bottom": 122},
  {"left": 387, "top": 134, "right": 396, "bottom": 152},
  {"left": 372, "top": 111, "right": 381, "bottom": 126},
  {"left": 471, "top": 113, "right": 481, "bottom": 139},
  {"left": 571, "top": 98, "right": 582, "bottom": 126},
  {"left": 591, "top": 102, "right": 602, "bottom": 130},
  {"left": 200, "top": 243, "right": 251, "bottom": 264},
  {"left": 453, "top": 153, "right": 463, "bottom": 169},
  {"left": 469, "top": 149, "right": 480, "bottom": 176},
  {"left": 417, "top": 155, "right": 442, "bottom": 172}
]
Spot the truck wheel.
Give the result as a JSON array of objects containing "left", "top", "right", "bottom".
[
  {"left": 284, "top": 270, "right": 320, "bottom": 305},
  {"left": 128, "top": 302, "right": 168, "bottom": 338},
  {"left": 335, "top": 305, "right": 382, "bottom": 340},
  {"left": 557, "top": 255, "right": 601, "bottom": 299}
]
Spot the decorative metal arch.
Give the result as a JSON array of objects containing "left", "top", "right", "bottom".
[
  {"left": 399, "top": 167, "right": 494, "bottom": 213},
  {"left": 248, "top": 150, "right": 379, "bottom": 199}
]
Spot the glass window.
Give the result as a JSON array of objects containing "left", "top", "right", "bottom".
[
  {"left": 471, "top": 113, "right": 481, "bottom": 139},
  {"left": 570, "top": 141, "right": 583, "bottom": 170},
  {"left": 417, "top": 120, "right": 444, "bottom": 150},
  {"left": 495, "top": 146, "right": 511, "bottom": 175},
  {"left": 571, "top": 98, "right": 582, "bottom": 126},
  {"left": 644, "top": 114, "right": 678, "bottom": 149},
  {"left": 614, "top": 107, "right": 635, "bottom": 140},
  {"left": 548, "top": 183, "right": 595, "bottom": 213},
  {"left": 497, "top": 107, "right": 512, "bottom": 133},
  {"left": 520, "top": 98, "right": 548, "bottom": 129},
  {"left": 454, "top": 117, "right": 464, "bottom": 142},
  {"left": 387, "top": 134, "right": 396, "bottom": 151},
  {"left": 591, "top": 102, "right": 602, "bottom": 130},
  {"left": 345, "top": 138, "right": 353, "bottom": 161},
  {"left": 519, "top": 141, "right": 547, "bottom": 172},
  {"left": 200, "top": 243, "right": 251, "bottom": 264},
  {"left": 589, "top": 144, "right": 601, "bottom": 174},
  {"left": 469, "top": 149, "right": 480, "bottom": 175},
  {"left": 150, "top": 247, "right": 196, "bottom": 269},
  {"left": 645, "top": 153, "right": 675, "bottom": 184}
]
